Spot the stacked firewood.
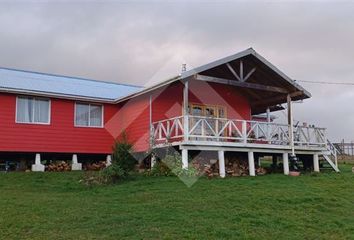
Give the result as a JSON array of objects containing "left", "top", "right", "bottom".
[
  {"left": 225, "top": 160, "right": 249, "bottom": 177},
  {"left": 83, "top": 161, "right": 106, "bottom": 171},
  {"left": 202, "top": 156, "right": 268, "bottom": 177},
  {"left": 46, "top": 161, "right": 71, "bottom": 172},
  {"left": 203, "top": 160, "right": 220, "bottom": 178},
  {"left": 256, "top": 166, "right": 267, "bottom": 175}
]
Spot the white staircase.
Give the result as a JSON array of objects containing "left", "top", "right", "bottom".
[{"left": 321, "top": 140, "right": 340, "bottom": 172}]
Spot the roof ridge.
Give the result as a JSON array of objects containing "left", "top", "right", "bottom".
[{"left": 0, "top": 66, "right": 143, "bottom": 88}]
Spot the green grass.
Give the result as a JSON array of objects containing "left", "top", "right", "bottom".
[{"left": 1, "top": 165, "right": 354, "bottom": 240}]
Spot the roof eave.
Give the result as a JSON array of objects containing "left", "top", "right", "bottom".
[
  {"left": 114, "top": 75, "right": 182, "bottom": 103},
  {"left": 0, "top": 87, "right": 117, "bottom": 103}
]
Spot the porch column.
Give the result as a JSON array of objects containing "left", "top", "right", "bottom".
[
  {"left": 242, "top": 120, "right": 247, "bottom": 144},
  {"left": 106, "top": 155, "right": 112, "bottom": 167},
  {"left": 287, "top": 94, "right": 295, "bottom": 156},
  {"left": 182, "top": 149, "right": 188, "bottom": 169},
  {"left": 266, "top": 107, "right": 271, "bottom": 123},
  {"left": 283, "top": 152, "right": 289, "bottom": 175},
  {"left": 71, "top": 154, "right": 82, "bottom": 171},
  {"left": 313, "top": 153, "right": 320, "bottom": 172},
  {"left": 218, "top": 150, "right": 226, "bottom": 178},
  {"left": 266, "top": 107, "right": 271, "bottom": 143},
  {"left": 149, "top": 95, "right": 153, "bottom": 147},
  {"left": 183, "top": 80, "right": 189, "bottom": 141},
  {"left": 32, "top": 153, "right": 45, "bottom": 172},
  {"left": 248, "top": 151, "right": 256, "bottom": 176}
]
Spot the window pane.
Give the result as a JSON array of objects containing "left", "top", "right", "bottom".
[
  {"left": 218, "top": 107, "right": 225, "bottom": 118},
  {"left": 76, "top": 103, "right": 89, "bottom": 126},
  {"left": 90, "top": 105, "right": 102, "bottom": 126},
  {"left": 192, "top": 106, "right": 203, "bottom": 116},
  {"left": 17, "top": 97, "right": 33, "bottom": 123},
  {"left": 205, "top": 107, "right": 215, "bottom": 117},
  {"left": 34, "top": 99, "right": 49, "bottom": 123}
]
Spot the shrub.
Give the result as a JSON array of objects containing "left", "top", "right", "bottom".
[
  {"left": 112, "top": 134, "right": 136, "bottom": 174},
  {"left": 101, "top": 164, "right": 126, "bottom": 183},
  {"left": 80, "top": 134, "right": 136, "bottom": 186},
  {"left": 147, "top": 152, "right": 200, "bottom": 177},
  {"left": 173, "top": 167, "right": 199, "bottom": 177},
  {"left": 148, "top": 161, "right": 173, "bottom": 176}
]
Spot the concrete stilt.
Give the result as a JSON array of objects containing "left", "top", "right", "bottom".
[
  {"left": 32, "top": 153, "right": 45, "bottom": 172},
  {"left": 313, "top": 153, "right": 320, "bottom": 172},
  {"left": 218, "top": 150, "right": 225, "bottom": 178},
  {"left": 182, "top": 149, "right": 188, "bottom": 169},
  {"left": 257, "top": 156, "right": 261, "bottom": 167},
  {"left": 71, "top": 154, "right": 82, "bottom": 171},
  {"left": 150, "top": 154, "right": 156, "bottom": 169},
  {"left": 283, "top": 152, "right": 289, "bottom": 175},
  {"left": 248, "top": 151, "right": 256, "bottom": 176},
  {"left": 106, "top": 155, "right": 112, "bottom": 167}
]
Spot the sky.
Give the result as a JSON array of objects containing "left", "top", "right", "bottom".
[{"left": 0, "top": 1, "right": 354, "bottom": 142}]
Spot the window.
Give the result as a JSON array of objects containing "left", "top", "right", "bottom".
[
  {"left": 75, "top": 103, "right": 103, "bottom": 127},
  {"left": 188, "top": 103, "right": 226, "bottom": 118},
  {"left": 16, "top": 96, "right": 50, "bottom": 124}
]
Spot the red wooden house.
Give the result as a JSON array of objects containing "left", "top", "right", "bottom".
[{"left": 0, "top": 48, "right": 339, "bottom": 175}]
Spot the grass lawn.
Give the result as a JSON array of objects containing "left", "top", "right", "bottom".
[{"left": 1, "top": 165, "right": 354, "bottom": 240}]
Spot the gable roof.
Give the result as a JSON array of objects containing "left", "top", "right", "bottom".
[
  {"left": 0, "top": 48, "right": 311, "bottom": 112},
  {"left": 181, "top": 48, "right": 311, "bottom": 98},
  {"left": 0, "top": 67, "right": 142, "bottom": 102},
  {"left": 116, "top": 48, "right": 311, "bottom": 114}
]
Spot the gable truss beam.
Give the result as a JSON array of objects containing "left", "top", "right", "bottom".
[
  {"left": 195, "top": 74, "right": 289, "bottom": 93},
  {"left": 226, "top": 61, "right": 256, "bottom": 82}
]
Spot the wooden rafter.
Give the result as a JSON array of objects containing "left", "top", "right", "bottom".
[
  {"left": 226, "top": 61, "right": 256, "bottom": 82},
  {"left": 195, "top": 74, "right": 289, "bottom": 93},
  {"left": 226, "top": 63, "right": 241, "bottom": 81}
]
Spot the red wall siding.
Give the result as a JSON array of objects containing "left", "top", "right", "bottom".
[
  {"left": 114, "top": 94, "right": 151, "bottom": 153},
  {"left": 189, "top": 80, "right": 251, "bottom": 120},
  {"left": 0, "top": 93, "right": 117, "bottom": 154},
  {"left": 0, "top": 80, "right": 251, "bottom": 154},
  {"left": 152, "top": 82, "right": 184, "bottom": 122},
  {"left": 115, "top": 80, "right": 251, "bottom": 153},
  {"left": 110, "top": 82, "right": 184, "bottom": 153}
]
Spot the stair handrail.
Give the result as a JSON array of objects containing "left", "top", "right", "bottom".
[{"left": 327, "top": 139, "right": 340, "bottom": 167}]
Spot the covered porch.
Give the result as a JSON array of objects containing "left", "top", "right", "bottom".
[{"left": 148, "top": 48, "right": 339, "bottom": 174}]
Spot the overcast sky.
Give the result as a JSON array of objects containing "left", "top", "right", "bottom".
[{"left": 1, "top": 1, "right": 354, "bottom": 142}]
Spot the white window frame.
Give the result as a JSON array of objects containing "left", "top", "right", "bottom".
[
  {"left": 74, "top": 102, "right": 104, "bottom": 128},
  {"left": 15, "top": 96, "right": 51, "bottom": 125}
]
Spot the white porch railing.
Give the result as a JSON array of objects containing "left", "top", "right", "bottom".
[{"left": 151, "top": 115, "right": 327, "bottom": 148}]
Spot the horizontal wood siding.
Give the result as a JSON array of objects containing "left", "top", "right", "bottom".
[
  {"left": 152, "top": 82, "right": 184, "bottom": 122},
  {"left": 0, "top": 80, "right": 251, "bottom": 154},
  {"left": 0, "top": 93, "right": 117, "bottom": 154},
  {"left": 113, "top": 82, "right": 184, "bottom": 153},
  {"left": 116, "top": 95, "right": 151, "bottom": 153},
  {"left": 189, "top": 80, "right": 251, "bottom": 120}
]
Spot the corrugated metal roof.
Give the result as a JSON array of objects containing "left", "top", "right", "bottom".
[{"left": 0, "top": 67, "right": 142, "bottom": 101}]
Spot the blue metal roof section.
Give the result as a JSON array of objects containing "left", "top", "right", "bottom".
[{"left": 0, "top": 67, "right": 143, "bottom": 101}]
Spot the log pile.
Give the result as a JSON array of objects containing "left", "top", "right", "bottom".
[
  {"left": 203, "top": 160, "right": 220, "bottom": 178},
  {"left": 46, "top": 161, "right": 71, "bottom": 172},
  {"left": 83, "top": 161, "right": 106, "bottom": 171},
  {"left": 203, "top": 164, "right": 219, "bottom": 178},
  {"left": 202, "top": 156, "right": 268, "bottom": 177},
  {"left": 225, "top": 159, "right": 249, "bottom": 177},
  {"left": 256, "top": 166, "right": 267, "bottom": 175}
]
